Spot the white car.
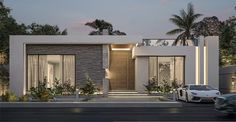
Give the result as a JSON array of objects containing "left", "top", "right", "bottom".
[{"left": 176, "top": 84, "right": 220, "bottom": 102}]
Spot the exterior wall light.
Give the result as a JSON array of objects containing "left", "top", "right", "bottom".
[{"left": 111, "top": 48, "right": 131, "bottom": 51}]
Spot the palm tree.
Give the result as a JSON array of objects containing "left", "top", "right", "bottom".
[{"left": 166, "top": 3, "right": 202, "bottom": 46}]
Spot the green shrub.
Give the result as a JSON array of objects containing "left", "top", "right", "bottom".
[
  {"left": 53, "top": 78, "right": 64, "bottom": 95},
  {"left": 161, "top": 80, "right": 172, "bottom": 93},
  {"left": 29, "top": 79, "right": 54, "bottom": 102},
  {"left": 154, "top": 85, "right": 163, "bottom": 92},
  {"left": 144, "top": 80, "right": 157, "bottom": 94},
  {"left": 80, "top": 74, "right": 99, "bottom": 95},
  {"left": 19, "top": 94, "right": 30, "bottom": 102},
  {"left": 53, "top": 78, "right": 76, "bottom": 95},
  {"left": 171, "top": 79, "right": 180, "bottom": 90},
  {"left": 1, "top": 92, "right": 18, "bottom": 102}
]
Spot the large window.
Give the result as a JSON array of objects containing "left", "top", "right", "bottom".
[
  {"left": 149, "top": 56, "right": 184, "bottom": 86},
  {"left": 27, "top": 55, "right": 75, "bottom": 90}
]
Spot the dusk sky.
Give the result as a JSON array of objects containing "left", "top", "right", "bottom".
[{"left": 5, "top": 0, "right": 236, "bottom": 38}]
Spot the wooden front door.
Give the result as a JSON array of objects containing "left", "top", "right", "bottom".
[{"left": 109, "top": 51, "right": 135, "bottom": 90}]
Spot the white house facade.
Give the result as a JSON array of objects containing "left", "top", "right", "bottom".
[{"left": 9, "top": 36, "right": 219, "bottom": 96}]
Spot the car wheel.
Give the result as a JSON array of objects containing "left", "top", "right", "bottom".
[
  {"left": 185, "top": 92, "right": 189, "bottom": 103},
  {"left": 226, "top": 106, "right": 234, "bottom": 114}
]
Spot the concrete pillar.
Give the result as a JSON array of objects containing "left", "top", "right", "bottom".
[
  {"left": 135, "top": 57, "right": 148, "bottom": 93},
  {"left": 205, "top": 36, "right": 219, "bottom": 89},
  {"left": 102, "top": 45, "right": 109, "bottom": 69},
  {"left": 102, "top": 45, "right": 110, "bottom": 95},
  {"left": 198, "top": 36, "right": 205, "bottom": 85},
  {"left": 9, "top": 38, "right": 25, "bottom": 96},
  {"left": 102, "top": 78, "right": 109, "bottom": 96}
]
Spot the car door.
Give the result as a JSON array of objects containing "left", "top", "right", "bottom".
[
  {"left": 182, "top": 85, "right": 188, "bottom": 100},
  {"left": 179, "top": 85, "right": 188, "bottom": 100},
  {"left": 229, "top": 95, "right": 236, "bottom": 112}
]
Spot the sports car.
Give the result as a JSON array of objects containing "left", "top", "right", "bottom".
[
  {"left": 215, "top": 93, "right": 236, "bottom": 115},
  {"left": 176, "top": 84, "right": 220, "bottom": 102}
]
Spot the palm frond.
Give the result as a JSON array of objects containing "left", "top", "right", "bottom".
[
  {"left": 187, "top": 3, "right": 194, "bottom": 17},
  {"left": 169, "top": 17, "right": 185, "bottom": 28},
  {"left": 166, "top": 28, "right": 184, "bottom": 35},
  {"left": 167, "top": 2, "right": 202, "bottom": 46},
  {"left": 172, "top": 33, "right": 184, "bottom": 46},
  {"left": 180, "top": 9, "right": 187, "bottom": 20},
  {"left": 172, "top": 15, "right": 184, "bottom": 22},
  {"left": 192, "top": 14, "right": 202, "bottom": 21}
]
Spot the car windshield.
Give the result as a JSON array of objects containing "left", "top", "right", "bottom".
[{"left": 189, "top": 85, "right": 215, "bottom": 90}]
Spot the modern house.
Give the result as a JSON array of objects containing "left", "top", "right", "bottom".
[{"left": 9, "top": 36, "right": 219, "bottom": 96}]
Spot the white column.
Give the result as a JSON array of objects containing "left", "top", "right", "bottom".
[
  {"left": 102, "top": 45, "right": 109, "bottom": 69},
  {"left": 205, "top": 36, "right": 219, "bottom": 89},
  {"left": 102, "top": 45, "right": 109, "bottom": 95},
  {"left": 135, "top": 57, "right": 149, "bottom": 93},
  {"left": 198, "top": 36, "right": 205, "bottom": 84},
  {"left": 102, "top": 78, "right": 109, "bottom": 96},
  {"left": 9, "top": 37, "right": 25, "bottom": 96}
]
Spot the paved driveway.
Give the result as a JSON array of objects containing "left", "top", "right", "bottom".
[{"left": 1, "top": 101, "right": 236, "bottom": 122}]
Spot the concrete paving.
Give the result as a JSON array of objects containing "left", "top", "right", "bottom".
[{"left": 0, "top": 95, "right": 182, "bottom": 108}]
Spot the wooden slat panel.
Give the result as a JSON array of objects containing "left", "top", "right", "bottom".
[{"left": 109, "top": 51, "right": 134, "bottom": 90}]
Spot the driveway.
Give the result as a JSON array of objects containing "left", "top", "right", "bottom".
[{"left": 1, "top": 101, "right": 235, "bottom": 122}]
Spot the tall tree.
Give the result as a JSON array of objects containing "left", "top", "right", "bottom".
[
  {"left": 0, "top": 2, "right": 27, "bottom": 63},
  {"left": 28, "top": 23, "right": 67, "bottom": 35},
  {"left": 85, "top": 19, "right": 126, "bottom": 35},
  {"left": 166, "top": 3, "right": 202, "bottom": 46},
  {"left": 0, "top": 2, "right": 67, "bottom": 64},
  {"left": 219, "top": 16, "right": 236, "bottom": 66},
  {"left": 193, "top": 16, "right": 223, "bottom": 37}
]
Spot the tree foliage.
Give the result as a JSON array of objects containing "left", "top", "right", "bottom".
[
  {"left": 193, "top": 16, "right": 223, "bottom": 37},
  {"left": 27, "top": 23, "right": 67, "bottom": 35},
  {"left": 166, "top": 3, "right": 202, "bottom": 46},
  {"left": 219, "top": 19, "right": 236, "bottom": 66},
  {"left": 0, "top": 2, "right": 27, "bottom": 54},
  {"left": 0, "top": 2, "right": 67, "bottom": 63},
  {"left": 85, "top": 19, "right": 126, "bottom": 35},
  {"left": 193, "top": 12, "right": 236, "bottom": 66}
]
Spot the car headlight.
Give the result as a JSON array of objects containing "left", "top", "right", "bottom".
[
  {"left": 191, "top": 92, "right": 197, "bottom": 95},
  {"left": 216, "top": 92, "right": 220, "bottom": 95}
]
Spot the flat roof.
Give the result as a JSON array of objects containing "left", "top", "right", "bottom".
[{"left": 10, "top": 35, "right": 143, "bottom": 44}]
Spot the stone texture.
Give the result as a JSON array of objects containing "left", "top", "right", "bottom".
[{"left": 26, "top": 44, "right": 105, "bottom": 89}]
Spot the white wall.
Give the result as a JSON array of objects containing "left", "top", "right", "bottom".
[
  {"left": 133, "top": 46, "right": 196, "bottom": 87},
  {"left": 9, "top": 39, "right": 26, "bottom": 96},
  {"left": 10, "top": 36, "right": 142, "bottom": 96},
  {"left": 9, "top": 35, "right": 219, "bottom": 95},
  {"left": 205, "top": 36, "right": 219, "bottom": 89},
  {"left": 135, "top": 57, "right": 149, "bottom": 93}
]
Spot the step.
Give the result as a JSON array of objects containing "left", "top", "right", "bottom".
[
  {"left": 108, "top": 91, "right": 148, "bottom": 96},
  {"left": 108, "top": 93, "right": 148, "bottom": 96},
  {"left": 108, "top": 91, "right": 139, "bottom": 94}
]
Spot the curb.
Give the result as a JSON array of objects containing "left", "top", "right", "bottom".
[{"left": 0, "top": 102, "right": 182, "bottom": 108}]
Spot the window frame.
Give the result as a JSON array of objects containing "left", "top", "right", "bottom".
[
  {"left": 148, "top": 56, "right": 185, "bottom": 85},
  {"left": 26, "top": 54, "right": 76, "bottom": 90}
]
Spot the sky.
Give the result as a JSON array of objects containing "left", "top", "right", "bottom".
[{"left": 4, "top": 0, "right": 236, "bottom": 38}]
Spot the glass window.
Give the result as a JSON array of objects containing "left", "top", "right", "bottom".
[
  {"left": 149, "top": 56, "right": 185, "bottom": 87},
  {"left": 27, "top": 55, "right": 75, "bottom": 90},
  {"left": 189, "top": 85, "right": 215, "bottom": 90}
]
